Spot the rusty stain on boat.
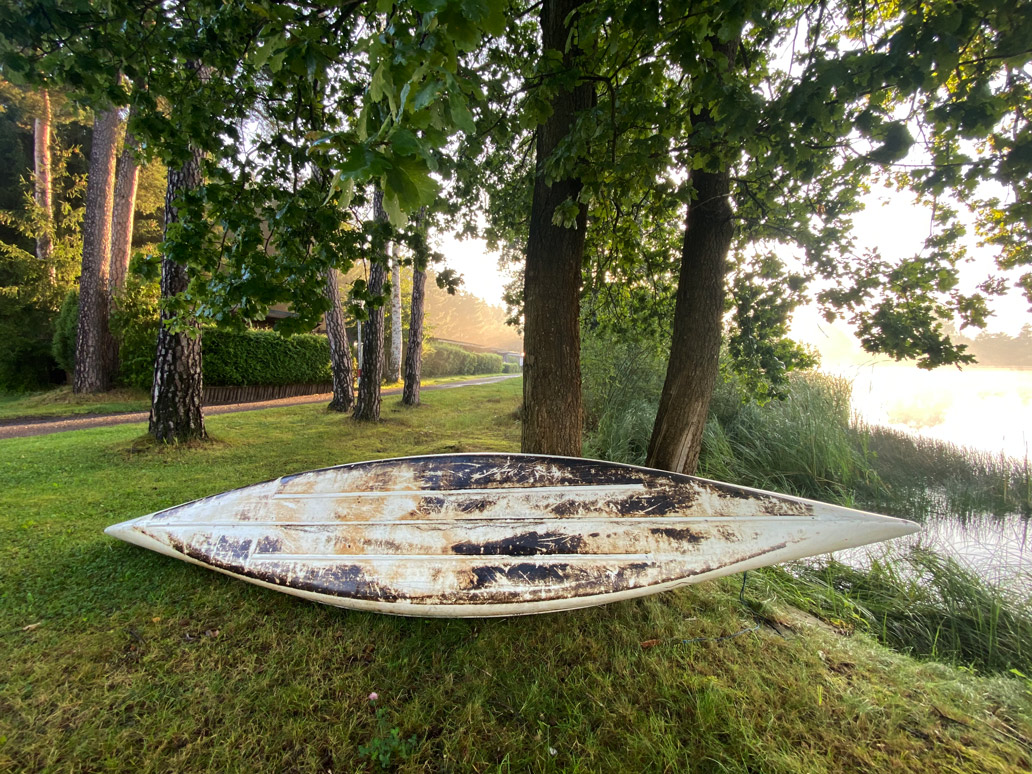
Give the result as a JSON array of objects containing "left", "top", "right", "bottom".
[{"left": 105, "top": 453, "right": 920, "bottom": 617}]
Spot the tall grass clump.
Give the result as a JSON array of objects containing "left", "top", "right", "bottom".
[
  {"left": 759, "top": 548, "right": 1032, "bottom": 675},
  {"left": 698, "top": 371, "right": 878, "bottom": 502},
  {"left": 581, "top": 328, "right": 667, "bottom": 464},
  {"left": 857, "top": 425, "right": 1032, "bottom": 519}
]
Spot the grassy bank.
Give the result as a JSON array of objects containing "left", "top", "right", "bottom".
[
  {"left": 2, "top": 379, "right": 1031, "bottom": 772},
  {"left": 583, "top": 355, "right": 1032, "bottom": 674}
]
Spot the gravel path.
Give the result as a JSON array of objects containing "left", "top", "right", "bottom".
[{"left": 0, "top": 374, "right": 521, "bottom": 441}]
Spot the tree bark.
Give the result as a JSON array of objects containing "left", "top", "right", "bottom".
[
  {"left": 325, "top": 267, "right": 354, "bottom": 412},
  {"left": 109, "top": 125, "right": 140, "bottom": 291},
  {"left": 402, "top": 263, "right": 427, "bottom": 406},
  {"left": 388, "top": 242, "right": 403, "bottom": 383},
  {"left": 33, "top": 89, "right": 52, "bottom": 269},
  {"left": 645, "top": 38, "right": 739, "bottom": 475},
  {"left": 149, "top": 147, "right": 206, "bottom": 443},
  {"left": 354, "top": 190, "right": 388, "bottom": 421},
  {"left": 73, "top": 107, "right": 120, "bottom": 393},
  {"left": 645, "top": 168, "right": 734, "bottom": 474},
  {"left": 521, "top": 0, "right": 593, "bottom": 456}
]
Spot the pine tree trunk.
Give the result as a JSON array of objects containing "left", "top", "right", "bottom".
[
  {"left": 109, "top": 126, "right": 140, "bottom": 291},
  {"left": 325, "top": 267, "right": 354, "bottom": 412},
  {"left": 354, "top": 190, "right": 388, "bottom": 421},
  {"left": 389, "top": 243, "right": 403, "bottom": 383},
  {"left": 149, "top": 148, "right": 206, "bottom": 443},
  {"left": 645, "top": 168, "right": 733, "bottom": 474},
  {"left": 402, "top": 264, "right": 427, "bottom": 406},
  {"left": 34, "top": 89, "right": 52, "bottom": 270},
  {"left": 521, "top": 0, "right": 593, "bottom": 456},
  {"left": 73, "top": 107, "right": 120, "bottom": 393}
]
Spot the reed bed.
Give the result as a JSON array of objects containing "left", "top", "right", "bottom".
[{"left": 757, "top": 549, "right": 1032, "bottom": 674}]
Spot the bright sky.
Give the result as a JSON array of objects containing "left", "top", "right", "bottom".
[{"left": 434, "top": 232, "right": 512, "bottom": 308}]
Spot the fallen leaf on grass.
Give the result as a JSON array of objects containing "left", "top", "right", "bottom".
[
  {"left": 640, "top": 639, "right": 660, "bottom": 649},
  {"left": 22, "top": 623, "right": 42, "bottom": 632}
]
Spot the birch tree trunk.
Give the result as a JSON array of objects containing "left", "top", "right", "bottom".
[
  {"left": 149, "top": 147, "right": 206, "bottom": 443},
  {"left": 325, "top": 267, "right": 354, "bottom": 412},
  {"left": 109, "top": 125, "right": 140, "bottom": 291},
  {"left": 402, "top": 263, "right": 426, "bottom": 406},
  {"left": 354, "top": 190, "right": 388, "bottom": 421},
  {"left": 33, "top": 89, "right": 53, "bottom": 271},
  {"left": 73, "top": 107, "right": 120, "bottom": 393},
  {"left": 355, "top": 192, "right": 388, "bottom": 421},
  {"left": 388, "top": 242, "right": 403, "bottom": 383},
  {"left": 521, "top": 0, "right": 593, "bottom": 456}
]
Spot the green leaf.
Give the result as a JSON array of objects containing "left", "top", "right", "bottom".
[
  {"left": 448, "top": 91, "right": 476, "bottom": 134},
  {"left": 389, "top": 128, "right": 423, "bottom": 158},
  {"left": 370, "top": 63, "right": 387, "bottom": 102},
  {"left": 380, "top": 190, "right": 407, "bottom": 227}
]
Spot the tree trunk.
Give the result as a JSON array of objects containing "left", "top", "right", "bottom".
[
  {"left": 521, "top": 0, "right": 593, "bottom": 456},
  {"left": 354, "top": 190, "right": 388, "bottom": 421},
  {"left": 33, "top": 89, "right": 52, "bottom": 270},
  {"left": 325, "top": 267, "right": 354, "bottom": 412},
  {"left": 149, "top": 148, "right": 206, "bottom": 443},
  {"left": 109, "top": 125, "right": 140, "bottom": 291},
  {"left": 645, "top": 168, "right": 734, "bottom": 474},
  {"left": 73, "top": 107, "right": 120, "bottom": 393},
  {"left": 388, "top": 242, "right": 403, "bottom": 383},
  {"left": 645, "top": 37, "right": 739, "bottom": 475},
  {"left": 402, "top": 264, "right": 427, "bottom": 406}
]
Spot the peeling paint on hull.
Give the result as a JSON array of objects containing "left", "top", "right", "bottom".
[{"left": 104, "top": 453, "right": 920, "bottom": 617}]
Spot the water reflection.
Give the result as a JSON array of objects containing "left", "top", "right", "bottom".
[{"left": 832, "top": 511, "right": 1031, "bottom": 592}]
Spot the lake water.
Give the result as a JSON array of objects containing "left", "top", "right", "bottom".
[{"left": 820, "top": 363, "right": 1032, "bottom": 589}]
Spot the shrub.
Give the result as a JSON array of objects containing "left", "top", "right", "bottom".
[
  {"left": 501, "top": 362, "right": 521, "bottom": 374},
  {"left": 422, "top": 342, "right": 476, "bottom": 378},
  {"left": 203, "top": 329, "right": 331, "bottom": 386},
  {"left": 51, "top": 289, "right": 78, "bottom": 375},
  {"left": 581, "top": 327, "right": 668, "bottom": 464},
  {"left": 110, "top": 279, "right": 161, "bottom": 390},
  {"left": 473, "top": 352, "right": 503, "bottom": 374}
]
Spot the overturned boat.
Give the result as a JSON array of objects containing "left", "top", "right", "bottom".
[{"left": 105, "top": 453, "right": 919, "bottom": 617}]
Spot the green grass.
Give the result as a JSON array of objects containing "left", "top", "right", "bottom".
[
  {"left": 2, "top": 379, "right": 1031, "bottom": 772},
  {"left": 0, "top": 386, "right": 151, "bottom": 420},
  {"left": 758, "top": 549, "right": 1032, "bottom": 674},
  {"left": 0, "top": 374, "right": 516, "bottom": 423}
]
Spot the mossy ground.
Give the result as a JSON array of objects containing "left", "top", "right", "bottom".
[{"left": 2, "top": 379, "right": 1030, "bottom": 773}]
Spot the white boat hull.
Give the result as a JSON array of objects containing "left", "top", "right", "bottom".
[{"left": 104, "top": 453, "right": 920, "bottom": 617}]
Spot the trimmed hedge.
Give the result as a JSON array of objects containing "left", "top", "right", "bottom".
[
  {"left": 114, "top": 325, "right": 333, "bottom": 390},
  {"left": 203, "top": 330, "right": 332, "bottom": 386},
  {"left": 474, "top": 352, "right": 504, "bottom": 374},
  {"left": 502, "top": 361, "right": 521, "bottom": 374},
  {"left": 421, "top": 343, "right": 505, "bottom": 378}
]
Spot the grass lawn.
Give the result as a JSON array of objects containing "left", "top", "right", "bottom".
[
  {"left": 0, "top": 374, "right": 518, "bottom": 423},
  {"left": 0, "top": 386, "right": 152, "bottom": 421},
  {"left": 1, "top": 378, "right": 1030, "bottom": 773}
]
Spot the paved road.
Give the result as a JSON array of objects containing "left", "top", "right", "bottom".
[{"left": 0, "top": 374, "right": 521, "bottom": 441}]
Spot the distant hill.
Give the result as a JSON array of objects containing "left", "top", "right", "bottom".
[{"left": 424, "top": 271, "right": 522, "bottom": 352}]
